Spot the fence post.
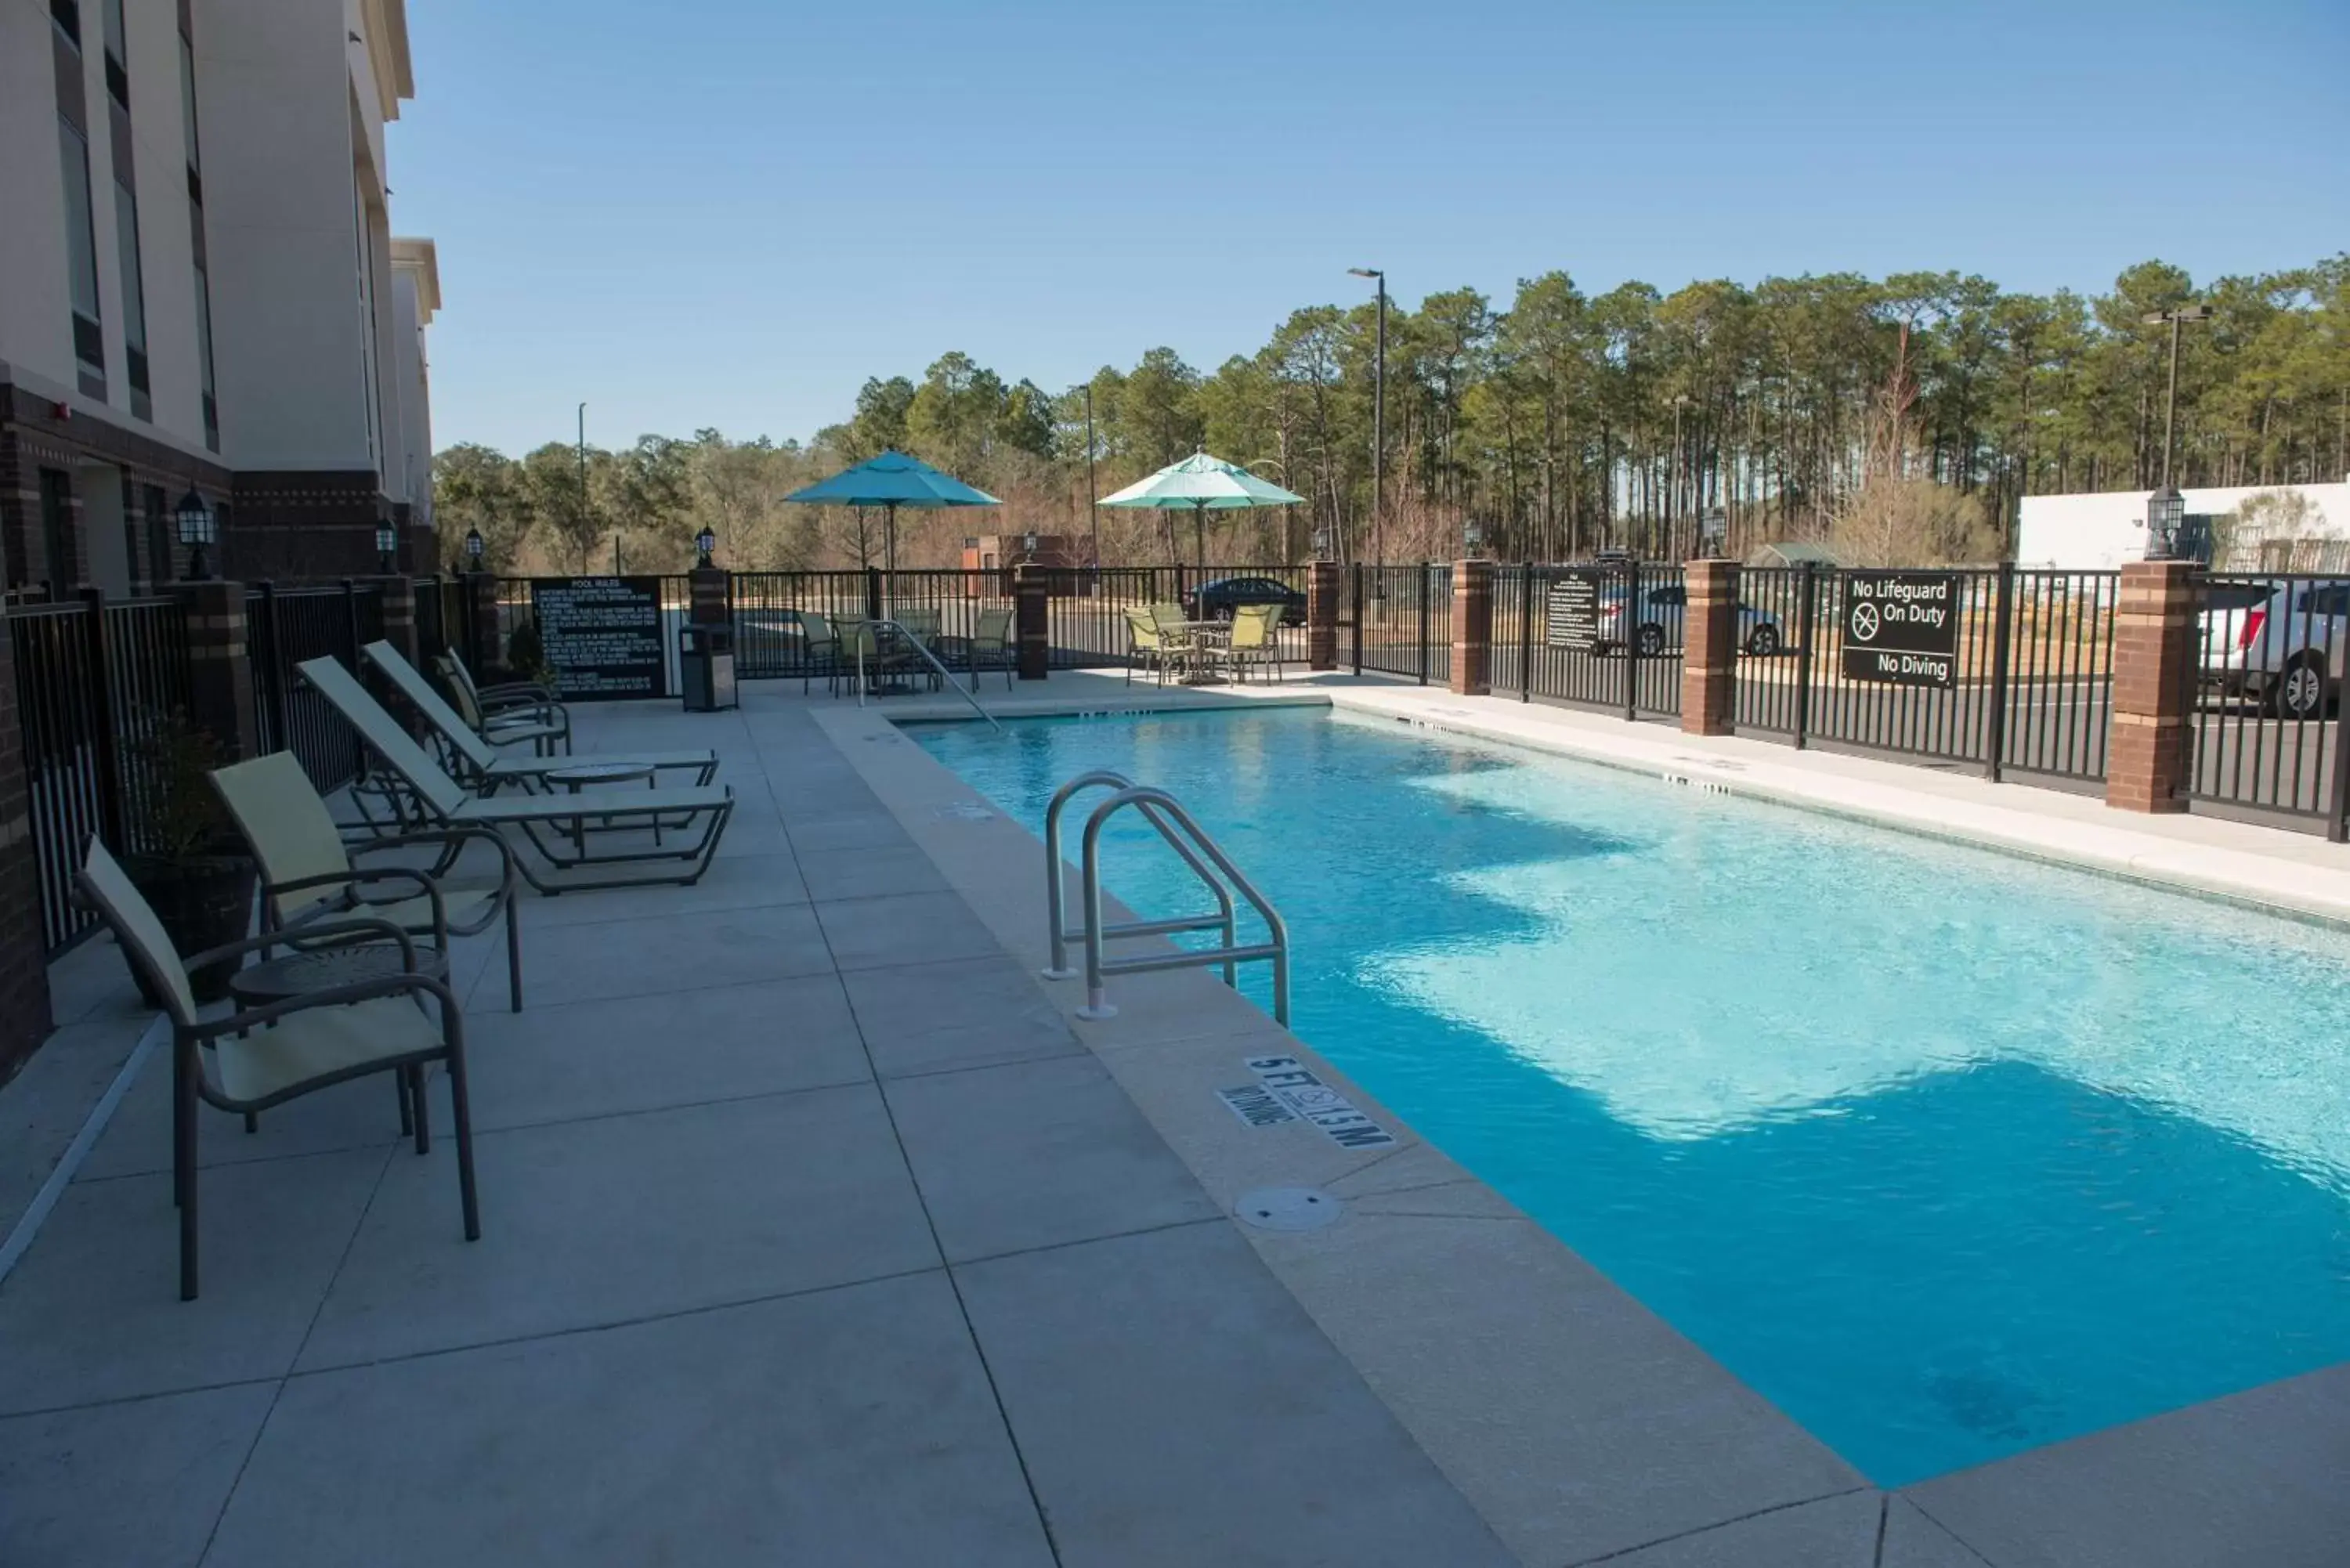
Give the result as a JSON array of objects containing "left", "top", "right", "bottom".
[
  {"left": 1520, "top": 565, "right": 1535, "bottom": 702},
  {"left": 172, "top": 579, "right": 261, "bottom": 761},
  {"left": 1622, "top": 561, "right": 1641, "bottom": 722},
  {"left": 376, "top": 574, "right": 418, "bottom": 668},
  {"left": 1450, "top": 559, "right": 1491, "bottom": 695},
  {"left": 2105, "top": 559, "right": 2197, "bottom": 813},
  {"left": 1983, "top": 562, "right": 2014, "bottom": 783},
  {"left": 688, "top": 564, "right": 729, "bottom": 627},
  {"left": 1013, "top": 564, "right": 1050, "bottom": 681},
  {"left": 1679, "top": 560, "right": 1738, "bottom": 736},
  {"left": 2329, "top": 681, "right": 2350, "bottom": 844},
  {"left": 464, "top": 571, "right": 498, "bottom": 676},
  {"left": 1350, "top": 563, "right": 1364, "bottom": 677},
  {"left": 1306, "top": 561, "right": 1340, "bottom": 671},
  {"left": 865, "top": 565, "right": 884, "bottom": 623},
  {"left": 1418, "top": 565, "right": 1432, "bottom": 686},
  {"left": 1793, "top": 562, "right": 1817, "bottom": 750},
  {"left": 78, "top": 589, "right": 127, "bottom": 854}
]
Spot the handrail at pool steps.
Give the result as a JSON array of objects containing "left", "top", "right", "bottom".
[
  {"left": 1039, "top": 771, "right": 1290, "bottom": 1025},
  {"left": 853, "top": 617, "right": 1003, "bottom": 731}
]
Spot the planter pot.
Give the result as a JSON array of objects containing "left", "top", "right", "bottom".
[{"left": 122, "top": 854, "right": 256, "bottom": 1006}]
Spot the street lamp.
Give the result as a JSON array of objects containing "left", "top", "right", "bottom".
[
  {"left": 1349, "top": 267, "right": 1386, "bottom": 571},
  {"left": 375, "top": 521, "right": 397, "bottom": 573},
  {"left": 464, "top": 526, "right": 485, "bottom": 568},
  {"left": 2141, "top": 305, "right": 2211, "bottom": 560},
  {"left": 1463, "top": 521, "right": 1485, "bottom": 559},
  {"left": 695, "top": 526, "right": 718, "bottom": 567},
  {"left": 174, "top": 488, "right": 216, "bottom": 580}
]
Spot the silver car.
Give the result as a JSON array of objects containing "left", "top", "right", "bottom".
[{"left": 2237, "top": 579, "right": 2348, "bottom": 721}]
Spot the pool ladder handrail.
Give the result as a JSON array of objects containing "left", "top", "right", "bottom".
[
  {"left": 1040, "top": 771, "right": 1289, "bottom": 1026},
  {"left": 853, "top": 618, "right": 1002, "bottom": 732}
]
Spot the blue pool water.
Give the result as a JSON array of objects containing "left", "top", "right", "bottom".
[{"left": 914, "top": 706, "right": 2350, "bottom": 1487}]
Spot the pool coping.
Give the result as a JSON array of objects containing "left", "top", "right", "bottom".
[{"left": 833, "top": 684, "right": 2350, "bottom": 1568}]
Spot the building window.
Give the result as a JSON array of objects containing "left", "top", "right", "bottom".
[
  {"left": 38, "top": 470, "right": 74, "bottom": 594},
  {"left": 57, "top": 120, "right": 105, "bottom": 397},
  {"left": 180, "top": 26, "right": 217, "bottom": 450},
  {"left": 115, "top": 181, "right": 150, "bottom": 419},
  {"left": 50, "top": 0, "right": 79, "bottom": 46},
  {"left": 178, "top": 28, "right": 201, "bottom": 172},
  {"left": 101, "top": 0, "right": 127, "bottom": 105},
  {"left": 352, "top": 181, "right": 383, "bottom": 471}
]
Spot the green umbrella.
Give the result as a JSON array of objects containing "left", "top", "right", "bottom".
[
  {"left": 783, "top": 450, "right": 1000, "bottom": 576},
  {"left": 1097, "top": 451, "right": 1303, "bottom": 573}
]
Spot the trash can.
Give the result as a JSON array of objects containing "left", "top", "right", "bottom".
[{"left": 681, "top": 622, "right": 736, "bottom": 712}]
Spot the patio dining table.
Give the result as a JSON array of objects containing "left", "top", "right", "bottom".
[{"left": 1163, "top": 620, "right": 1232, "bottom": 685}]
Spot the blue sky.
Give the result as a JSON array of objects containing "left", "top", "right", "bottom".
[{"left": 391, "top": 0, "right": 2350, "bottom": 458}]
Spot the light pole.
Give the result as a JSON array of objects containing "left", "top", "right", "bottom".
[
  {"left": 2142, "top": 305, "right": 2211, "bottom": 558},
  {"left": 1084, "top": 382, "right": 1100, "bottom": 575},
  {"left": 1669, "top": 393, "right": 1691, "bottom": 561},
  {"left": 1349, "top": 267, "right": 1386, "bottom": 570}
]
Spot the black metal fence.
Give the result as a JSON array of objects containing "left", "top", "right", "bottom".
[
  {"left": 1350, "top": 564, "right": 1453, "bottom": 685},
  {"left": 10, "top": 594, "right": 193, "bottom": 952},
  {"left": 1726, "top": 565, "right": 2116, "bottom": 786},
  {"left": 1491, "top": 563, "right": 1686, "bottom": 721},
  {"left": 2182, "top": 572, "right": 2348, "bottom": 835},
  {"left": 248, "top": 583, "right": 384, "bottom": 795}
]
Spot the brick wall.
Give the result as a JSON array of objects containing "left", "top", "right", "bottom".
[{"left": 0, "top": 532, "right": 52, "bottom": 1079}]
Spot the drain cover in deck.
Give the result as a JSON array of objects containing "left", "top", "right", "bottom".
[{"left": 1235, "top": 1187, "right": 1343, "bottom": 1232}]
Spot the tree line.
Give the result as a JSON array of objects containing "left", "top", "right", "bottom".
[{"left": 434, "top": 255, "right": 2348, "bottom": 574}]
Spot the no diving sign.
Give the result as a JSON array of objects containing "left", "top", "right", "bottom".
[
  {"left": 1216, "top": 1056, "right": 1396, "bottom": 1150},
  {"left": 1842, "top": 572, "right": 1960, "bottom": 688}
]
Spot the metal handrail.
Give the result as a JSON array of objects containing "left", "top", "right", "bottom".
[
  {"left": 853, "top": 618, "right": 1002, "bottom": 732},
  {"left": 1059, "top": 782, "right": 1289, "bottom": 1026},
  {"left": 1042, "top": 772, "right": 1235, "bottom": 985}
]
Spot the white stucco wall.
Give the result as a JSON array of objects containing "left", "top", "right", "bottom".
[
  {"left": 2016, "top": 480, "right": 2350, "bottom": 571},
  {"left": 0, "top": 0, "right": 77, "bottom": 385}
]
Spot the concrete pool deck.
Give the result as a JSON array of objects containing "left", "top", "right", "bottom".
[{"left": 1, "top": 674, "right": 2345, "bottom": 1566}]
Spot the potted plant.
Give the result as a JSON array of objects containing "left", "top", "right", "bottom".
[{"left": 118, "top": 710, "right": 255, "bottom": 1005}]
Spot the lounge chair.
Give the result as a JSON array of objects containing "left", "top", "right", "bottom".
[
  {"left": 298, "top": 656, "right": 735, "bottom": 892},
  {"left": 363, "top": 641, "right": 716, "bottom": 797},
  {"left": 963, "top": 605, "right": 1015, "bottom": 689},
  {"left": 74, "top": 838, "right": 479, "bottom": 1301},
  {"left": 435, "top": 652, "right": 569, "bottom": 757},
  {"left": 212, "top": 750, "right": 525, "bottom": 1012}
]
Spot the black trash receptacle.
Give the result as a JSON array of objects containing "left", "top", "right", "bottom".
[{"left": 681, "top": 622, "right": 737, "bottom": 712}]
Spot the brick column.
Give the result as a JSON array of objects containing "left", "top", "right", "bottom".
[
  {"left": 1306, "top": 561, "right": 1341, "bottom": 671},
  {"left": 2106, "top": 559, "right": 2197, "bottom": 813},
  {"left": 1449, "top": 559, "right": 1493, "bottom": 695},
  {"left": 0, "top": 602, "right": 52, "bottom": 1079},
  {"left": 375, "top": 574, "right": 418, "bottom": 667},
  {"left": 1013, "top": 565, "right": 1050, "bottom": 681},
  {"left": 688, "top": 565, "right": 729, "bottom": 627},
  {"left": 1680, "top": 558, "right": 1740, "bottom": 736},
  {"left": 172, "top": 580, "right": 259, "bottom": 760}
]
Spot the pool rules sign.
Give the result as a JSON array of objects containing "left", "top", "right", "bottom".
[{"left": 1842, "top": 572, "right": 1959, "bottom": 688}]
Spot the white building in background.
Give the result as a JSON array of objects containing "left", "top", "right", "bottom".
[
  {"left": 0, "top": 0, "right": 441, "bottom": 590},
  {"left": 2017, "top": 479, "right": 2350, "bottom": 575}
]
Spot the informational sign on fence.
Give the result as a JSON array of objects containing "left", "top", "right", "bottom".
[
  {"left": 1841, "top": 571, "right": 1959, "bottom": 688},
  {"left": 531, "top": 576, "right": 668, "bottom": 700},
  {"left": 1546, "top": 572, "right": 1603, "bottom": 651}
]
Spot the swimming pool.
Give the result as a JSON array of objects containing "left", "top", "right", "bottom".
[{"left": 914, "top": 706, "right": 2350, "bottom": 1487}]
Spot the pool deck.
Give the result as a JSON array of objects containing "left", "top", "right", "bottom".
[{"left": 2, "top": 672, "right": 2346, "bottom": 1567}]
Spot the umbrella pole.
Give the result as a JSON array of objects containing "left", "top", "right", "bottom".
[
  {"left": 886, "top": 503, "right": 897, "bottom": 608},
  {"left": 1195, "top": 502, "right": 1206, "bottom": 576}
]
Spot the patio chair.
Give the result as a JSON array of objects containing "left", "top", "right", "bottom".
[
  {"left": 363, "top": 641, "right": 716, "bottom": 797},
  {"left": 1124, "top": 606, "right": 1175, "bottom": 686},
  {"left": 298, "top": 656, "right": 735, "bottom": 892},
  {"left": 212, "top": 750, "right": 525, "bottom": 1012},
  {"left": 840, "top": 620, "right": 933, "bottom": 695},
  {"left": 74, "top": 838, "right": 479, "bottom": 1301},
  {"left": 1217, "top": 603, "right": 1284, "bottom": 684},
  {"left": 435, "top": 652, "right": 570, "bottom": 757},
  {"left": 797, "top": 611, "right": 841, "bottom": 695},
  {"left": 964, "top": 605, "right": 1015, "bottom": 690}
]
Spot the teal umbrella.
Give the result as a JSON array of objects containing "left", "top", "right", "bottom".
[
  {"left": 1098, "top": 451, "right": 1304, "bottom": 572},
  {"left": 783, "top": 450, "right": 1000, "bottom": 576}
]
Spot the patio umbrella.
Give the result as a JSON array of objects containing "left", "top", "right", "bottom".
[
  {"left": 783, "top": 450, "right": 1000, "bottom": 578},
  {"left": 1097, "top": 451, "right": 1303, "bottom": 574}
]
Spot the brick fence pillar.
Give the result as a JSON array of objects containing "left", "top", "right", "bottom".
[
  {"left": 374, "top": 574, "right": 418, "bottom": 667},
  {"left": 689, "top": 565, "right": 729, "bottom": 627},
  {"left": 1306, "top": 561, "right": 1341, "bottom": 671},
  {"left": 0, "top": 602, "right": 52, "bottom": 1079},
  {"left": 1013, "top": 565, "right": 1049, "bottom": 681},
  {"left": 1449, "top": 559, "right": 1492, "bottom": 695},
  {"left": 172, "top": 579, "right": 259, "bottom": 760},
  {"left": 2106, "top": 559, "right": 2197, "bottom": 813},
  {"left": 1681, "top": 558, "right": 1740, "bottom": 735}
]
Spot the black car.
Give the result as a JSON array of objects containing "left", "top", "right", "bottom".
[{"left": 1182, "top": 576, "right": 1307, "bottom": 626}]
